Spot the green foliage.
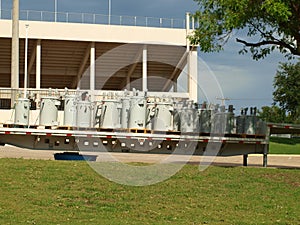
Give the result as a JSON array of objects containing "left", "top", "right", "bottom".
[
  {"left": 0, "top": 159, "right": 299, "bottom": 224},
  {"left": 258, "top": 105, "right": 288, "bottom": 123},
  {"left": 190, "top": 0, "right": 300, "bottom": 60},
  {"left": 270, "top": 136, "right": 300, "bottom": 145},
  {"left": 273, "top": 61, "right": 300, "bottom": 123}
]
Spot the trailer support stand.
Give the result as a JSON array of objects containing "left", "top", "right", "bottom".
[
  {"left": 263, "top": 153, "right": 268, "bottom": 168},
  {"left": 243, "top": 154, "right": 248, "bottom": 166}
]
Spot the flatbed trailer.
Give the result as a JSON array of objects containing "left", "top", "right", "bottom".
[
  {"left": 267, "top": 123, "right": 300, "bottom": 135},
  {"left": 0, "top": 88, "right": 273, "bottom": 167},
  {"left": 0, "top": 124, "right": 269, "bottom": 166}
]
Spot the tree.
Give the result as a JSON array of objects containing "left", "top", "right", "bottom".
[
  {"left": 190, "top": 0, "right": 300, "bottom": 60},
  {"left": 273, "top": 61, "right": 300, "bottom": 123},
  {"left": 258, "top": 105, "right": 287, "bottom": 123}
]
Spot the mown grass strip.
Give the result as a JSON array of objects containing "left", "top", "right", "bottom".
[
  {"left": 270, "top": 137, "right": 300, "bottom": 154},
  {"left": 0, "top": 158, "right": 299, "bottom": 224}
]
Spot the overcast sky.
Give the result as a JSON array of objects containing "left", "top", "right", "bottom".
[{"left": 1, "top": 0, "right": 293, "bottom": 111}]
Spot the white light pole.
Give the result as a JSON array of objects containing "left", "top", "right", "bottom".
[
  {"left": 24, "top": 24, "right": 29, "bottom": 98},
  {"left": 108, "top": 0, "right": 111, "bottom": 24},
  {"left": 54, "top": 0, "right": 57, "bottom": 22},
  {"left": 0, "top": 0, "right": 2, "bottom": 19},
  {"left": 11, "top": 0, "right": 20, "bottom": 107}
]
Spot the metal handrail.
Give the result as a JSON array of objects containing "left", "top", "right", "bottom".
[{"left": 0, "top": 9, "right": 187, "bottom": 29}]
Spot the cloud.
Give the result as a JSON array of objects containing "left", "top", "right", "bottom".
[{"left": 198, "top": 37, "right": 287, "bottom": 110}]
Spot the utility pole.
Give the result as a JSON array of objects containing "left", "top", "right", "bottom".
[{"left": 216, "top": 97, "right": 230, "bottom": 106}]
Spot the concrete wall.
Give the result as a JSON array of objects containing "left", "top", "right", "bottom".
[{"left": 0, "top": 20, "right": 187, "bottom": 46}]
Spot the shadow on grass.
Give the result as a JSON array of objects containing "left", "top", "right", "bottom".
[
  {"left": 270, "top": 137, "right": 300, "bottom": 145},
  {"left": 185, "top": 161, "right": 300, "bottom": 170}
]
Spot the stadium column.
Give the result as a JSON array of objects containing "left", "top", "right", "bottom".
[
  {"left": 90, "top": 42, "right": 95, "bottom": 101},
  {"left": 188, "top": 48, "right": 198, "bottom": 102},
  {"left": 34, "top": 39, "right": 41, "bottom": 103},
  {"left": 36, "top": 40, "right": 41, "bottom": 90},
  {"left": 11, "top": 0, "right": 19, "bottom": 107},
  {"left": 173, "top": 79, "right": 178, "bottom": 92},
  {"left": 142, "top": 45, "right": 147, "bottom": 92},
  {"left": 186, "top": 12, "right": 198, "bottom": 102}
]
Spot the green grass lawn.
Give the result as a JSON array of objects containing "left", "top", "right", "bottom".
[
  {"left": 0, "top": 159, "right": 299, "bottom": 224},
  {"left": 269, "top": 137, "right": 300, "bottom": 154}
]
